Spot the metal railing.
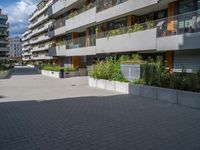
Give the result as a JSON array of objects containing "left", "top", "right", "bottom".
[
  {"left": 97, "top": 10, "right": 200, "bottom": 39},
  {"left": 96, "top": 0, "right": 128, "bottom": 12},
  {"left": 50, "top": 36, "right": 96, "bottom": 49},
  {"left": 157, "top": 10, "right": 200, "bottom": 37},
  {"left": 97, "top": 20, "right": 156, "bottom": 39}
]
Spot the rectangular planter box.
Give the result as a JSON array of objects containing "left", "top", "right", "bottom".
[
  {"left": 157, "top": 87, "right": 178, "bottom": 104},
  {"left": 64, "top": 71, "right": 80, "bottom": 78},
  {"left": 41, "top": 70, "right": 61, "bottom": 78},
  {"left": 178, "top": 91, "right": 200, "bottom": 109},
  {"left": 129, "top": 84, "right": 141, "bottom": 96},
  {"left": 105, "top": 80, "right": 115, "bottom": 91},
  {"left": 88, "top": 77, "right": 97, "bottom": 87},
  {"left": 114, "top": 81, "right": 129, "bottom": 94},
  {"left": 0, "top": 69, "right": 13, "bottom": 79},
  {"left": 79, "top": 68, "right": 87, "bottom": 76},
  {"left": 88, "top": 77, "right": 200, "bottom": 109},
  {"left": 140, "top": 85, "right": 157, "bottom": 99},
  {"left": 96, "top": 79, "right": 106, "bottom": 89}
]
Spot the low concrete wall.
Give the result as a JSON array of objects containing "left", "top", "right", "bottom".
[
  {"left": 0, "top": 69, "right": 13, "bottom": 79},
  {"left": 88, "top": 77, "right": 129, "bottom": 94},
  {"left": 41, "top": 70, "right": 61, "bottom": 78},
  {"left": 88, "top": 77, "right": 200, "bottom": 109}
]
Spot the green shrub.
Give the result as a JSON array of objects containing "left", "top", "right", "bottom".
[
  {"left": 89, "top": 57, "right": 127, "bottom": 82},
  {"left": 120, "top": 54, "right": 144, "bottom": 64},
  {"left": 41, "top": 64, "right": 63, "bottom": 72},
  {"left": 64, "top": 67, "right": 78, "bottom": 73},
  {"left": 141, "top": 60, "right": 170, "bottom": 87}
]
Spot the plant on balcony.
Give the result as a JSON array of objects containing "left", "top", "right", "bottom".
[
  {"left": 68, "top": 11, "right": 78, "bottom": 19},
  {"left": 146, "top": 20, "right": 155, "bottom": 29},
  {"left": 127, "top": 23, "right": 144, "bottom": 33},
  {"left": 107, "top": 28, "right": 126, "bottom": 38},
  {"left": 120, "top": 54, "right": 144, "bottom": 64}
]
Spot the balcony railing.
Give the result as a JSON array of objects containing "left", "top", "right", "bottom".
[
  {"left": 157, "top": 10, "right": 200, "bottom": 37},
  {"left": 53, "top": 3, "right": 95, "bottom": 30},
  {"left": 51, "top": 36, "right": 96, "bottom": 49},
  {"left": 96, "top": 0, "right": 128, "bottom": 12},
  {"left": 97, "top": 20, "right": 156, "bottom": 39}
]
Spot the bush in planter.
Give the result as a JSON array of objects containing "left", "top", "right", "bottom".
[
  {"left": 89, "top": 57, "right": 127, "bottom": 82},
  {"left": 41, "top": 64, "right": 64, "bottom": 72},
  {"left": 64, "top": 67, "right": 78, "bottom": 73},
  {"left": 140, "top": 60, "right": 170, "bottom": 87}
]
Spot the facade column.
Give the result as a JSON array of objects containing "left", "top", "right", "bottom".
[
  {"left": 127, "top": 15, "right": 132, "bottom": 26},
  {"left": 166, "top": 2, "right": 175, "bottom": 70},
  {"left": 86, "top": 28, "right": 90, "bottom": 47}
]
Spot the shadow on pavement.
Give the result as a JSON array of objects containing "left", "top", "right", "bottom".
[{"left": 0, "top": 94, "right": 200, "bottom": 150}]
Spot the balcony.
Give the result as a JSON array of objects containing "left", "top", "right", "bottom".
[
  {"left": 49, "top": 36, "right": 96, "bottom": 56},
  {"left": 29, "top": 0, "right": 52, "bottom": 21},
  {"left": 51, "top": 0, "right": 78, "bottom": 16},
  {"left": 29, "top": 12, "right": 49, "bottom": 29},
  {"left": 0, "top": 47, "right": 9, "bottom": 52},
  {"left": 0, "top": 15, "right": 8, "bottom": 20},
  {"left": 32, "top": 44, "right": 49, "bottom": 52},
  {"left": 0, "top": 23, "right": 9, "bottom": 28},
  {"left": 30, "top": 21, "right": 53, "bottom": 37},
  {"left": 157, "top": 11, "right": 200, "bottom": 51},
  {"left": 31, "top": 54, "right": 53, "bottom": 60},
  {"left": 22, "top": 41, "right": 30, "bottom": 47},
  {"left": 22, "top": 52, "right": 32, "bottom": 56},
  {"left": 96, "top": 22, "right": 157, "bottom": 54},
  {"left": 51, "top": 6, "right": 96, "bottom": 37},
  {"left": 22, "top": 57, "right": 31, "bottom": 61},
  {"left": 30, "top": 33, "right": 50, "bottom": 44},
  {"left": 96, "top": 0, "right": 159, "bottom": 23}
]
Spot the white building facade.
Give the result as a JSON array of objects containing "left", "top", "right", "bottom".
[{"left": 9, "top": 37, "right": 22, "bottom": 60}]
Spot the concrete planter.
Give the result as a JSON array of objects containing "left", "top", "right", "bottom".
[
  {"left": 88, "top": 77, "right": 129, "bottom": 93},
  {"left": 120, "top": 64, "right": 141, "bottom": 81},
  {"left": 114, "top": 81, "right": 129, "bottom": 94},
  {"left": 178, "top": 91, "right": 200, "bottom": 109},
  {"left": 96, "top": 79, "right": 106, "bottom": 89},
  {"left": 41, "top": 70, "right": 61, "bottom": 78},
  {"left": 129, "top": 84, "right": 141, "bottom": 96},
  {"left": 157, "top": 87, "right": 178, "bottom": 104},
  {"left": 0, "top": 69, "right": 13, "bottom": 79},
  {"left": 88, "top": 77, "right": 97, "bottom": 87},
  {"left": 64, "top": 71, "right": 80, "bottom": 78},
  {"left": 140, "top": 85, "right": 157, "bottom": 99},
  {"left": 88, "top": 77, "right": 200, "bottom": 109},
  {"left": 79, "top": 68, "right": 87, "bottom": 76},
  {"left": 105, "top": 80, "right": 115, "bottom": 91}
]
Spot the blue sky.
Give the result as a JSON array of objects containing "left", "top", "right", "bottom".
[{"left": 0, "top": 0, "right": 38, "bottom": 37}]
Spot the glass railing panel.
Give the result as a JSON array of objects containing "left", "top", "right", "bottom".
[
  {"left": 50, "top": 36, "right": 96, "bottom": 49},
  {"left": 97, "top": 20, "right": 156, "bottom": 39},
  {"left": 157, "top": 10, "right": 200, "bottom": 37}
]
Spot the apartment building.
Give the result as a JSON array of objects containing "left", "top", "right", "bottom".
[
  {"left": 0, "top": 9, "right": 9, "bottom": 62},
  {"left": 9, "top": 37, "right": 22, "bottom": 61},
  {"left": 22, "top": 0, "right": 54, "bottom": 62},
  {"left": 23, "top": 0, "right": 200, "bottom": 72}
]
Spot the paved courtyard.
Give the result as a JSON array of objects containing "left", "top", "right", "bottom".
[{"left": 0, "top": 67, "right": 200, "bottom": 150}]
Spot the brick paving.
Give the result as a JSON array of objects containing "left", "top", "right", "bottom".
[{"left": 0, "top": 67, "right": 200, "bottom": 150}]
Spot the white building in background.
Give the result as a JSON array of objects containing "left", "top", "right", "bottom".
[{"left": 9, "top": 37, "right": 22, "bottom": 61}]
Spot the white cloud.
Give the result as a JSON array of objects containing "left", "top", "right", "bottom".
[{"left": 3, "top": 0, "right": 37, "bottom": 37}]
